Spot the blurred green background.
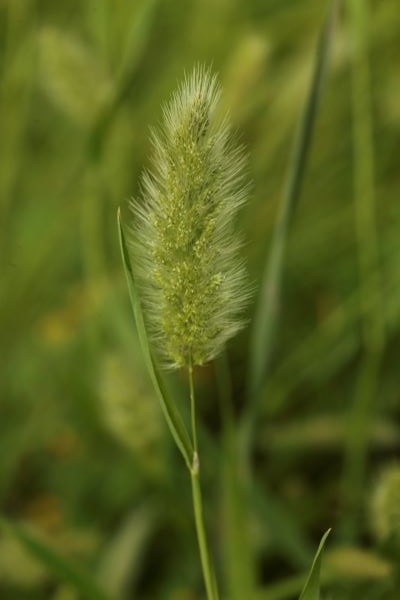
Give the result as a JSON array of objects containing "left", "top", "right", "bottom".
[{"left": 1, "top": 0, "right": 400, "bottom": 598}]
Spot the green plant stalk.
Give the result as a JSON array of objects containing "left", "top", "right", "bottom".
[
  {"left": 189, "top": 367, "right": 220, "bottom": 600},
  {"left": 348, "top": 0, "right": 383, "bottom": 353},
  {"left": 189, "top": 359, "right": 199, "bottom": 454},
  {"left": 191, "top": 468, "right": 220, "bottom": 600},
  {"left": 341, "top": 353, "right": 380, "bottom": 539},
  {"left": 215, "top": 354, "right": 257, "bottom": 600},
  {"left": 340, "top": 0, "right": 385, "bottom": 540}
]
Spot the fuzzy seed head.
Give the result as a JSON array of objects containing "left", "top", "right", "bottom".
[{"left": 129, "top": 66, "right": 251, "bottom": 368}]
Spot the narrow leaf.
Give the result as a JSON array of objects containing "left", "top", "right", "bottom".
[
  {"left": 248, "top": 0, "right": 339, "bottom": 401},
  {"left": 117, "top": 208, "right": 193, "bottom": 469},
  {"left": 299, "top": 529, "right": 331, "bottom": 600},
  {"left": 0, "top": 518, "right": 111, "bottom": 600}
]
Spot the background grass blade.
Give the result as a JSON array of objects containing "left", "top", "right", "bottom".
[
  {"left": 96, "top": 505, "right": 156, "bottom": 599},
  {"left": 298, "top": 529, "right": 331, "bottom": 600},
  {"left": 0, "top": 518, "right": 112, "bottom": 600},
  {"left": 248, "top": 0, "right": 339, "bottom": 403},
  {"left": 229, "top": 6, "right": 339, "bottom": 595},
  {"left": 118, "top": 208, "right": 194, "bottom": 469},
  {"left": 339, "top": 0, "right": 385, "bottom": 542}
]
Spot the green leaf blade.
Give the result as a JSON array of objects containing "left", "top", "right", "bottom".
[
  {"left": 299, "top": 529, "right": 331, "bottom": 600},
  {"left": 117, "top": 208, "right": 193, "bottom": 469},
  {"left": 248, "top": 0, "right": 340, "bottom": 401}
]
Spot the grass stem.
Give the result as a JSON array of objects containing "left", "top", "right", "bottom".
[
  {"left": 189, "top": 358, "right": 198, "bottom": 454},
  {"left": 340, "top": 0, "right": 385, "bottom": 540},
  {"left": 191, "top": 468, "right": 220, "bottom": 600},
  {"left": 188, "top": 367, "right": 220, "bottom": 600}
]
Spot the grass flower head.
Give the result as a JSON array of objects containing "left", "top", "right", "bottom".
[{"left": 129, "top": 65, "right": 250, "bottom": 368}]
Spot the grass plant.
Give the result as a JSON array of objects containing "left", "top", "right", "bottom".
[
  {"left": 1, "top": 0, "right": 400, "bottom": 598},
  {"left": 119, "top": 50, "right": 333, "bottom": 598}
]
